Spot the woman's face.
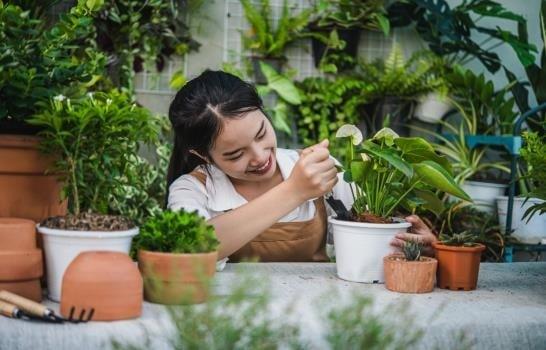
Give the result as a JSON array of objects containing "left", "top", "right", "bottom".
[{"left": 208, "top": 109, "right": 278, "bottom": 183}]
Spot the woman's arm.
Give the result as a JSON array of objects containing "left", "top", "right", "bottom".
[{"left": 211, "top": 143, "right": 338, "bottom": 259}]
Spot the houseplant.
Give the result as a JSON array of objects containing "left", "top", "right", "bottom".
[
  {"left": 331, "top": 124, "right": 470, "bottom": 283},
  {"left": 384, "top": 240, "right": 437, "bottom": 293},
  {"left": 240, "top": 0, "right": 313, "bottom": 84},
  {"left": 133, "top": 209, "right": 219, "bottom": 305},
  {"left": 28, "top": 90, "right": 159, "bottom": 301},
  {"left": 356, "top": 45, "right": 443, "bottom": 136},
  {"left": 432, "top": 232, "right": 485, "bottom": 291},
  {"left": 0, "top": 1, "right": 104, "bottom": 222},
  {"left": 309, "top": 0, "right": 390, "bottom": 68}
]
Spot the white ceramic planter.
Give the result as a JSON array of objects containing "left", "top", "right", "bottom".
[
  {"left": 37, "top": 226, "right": 139, "bottom": 302},
  {"left": 413, "top": 92, "right": 452, "bottom": 123},
  {"left": 329, "top": 217, "right": 410, "bottom": 283},
  {"left": 496, "top": 196, "right": 546, "bottom": 244},
  {"left": 462, "top": 181, "right": 507, "bottom": 213}
]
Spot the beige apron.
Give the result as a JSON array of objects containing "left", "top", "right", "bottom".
[{"left": 189, "top": 171, "right": 328, "bottom": 262}]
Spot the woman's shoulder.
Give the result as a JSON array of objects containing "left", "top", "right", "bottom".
[{"left": 169, "top": 166, "right": 208, "bottom": 191}]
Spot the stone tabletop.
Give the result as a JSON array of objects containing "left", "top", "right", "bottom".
[{"left": 1, "top": 262, "right": 545, "bottom": 349}]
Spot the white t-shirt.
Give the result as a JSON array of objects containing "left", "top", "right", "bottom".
[{"left": 167, "top": 148, "right": 355, "bottom": 269}]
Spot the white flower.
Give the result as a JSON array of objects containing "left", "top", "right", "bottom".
[
  {"left": 335, "top": 124, "right": 363, "bottom": 145},
  {"left": 53, "top": 94, "right": 66, "bottom": 102},
  {"left": 106, "top": 98, "right": 113, "bottom": 106}
]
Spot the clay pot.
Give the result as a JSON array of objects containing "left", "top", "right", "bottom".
[
  {"left": 138, "top": 250, "right": 217, "bottom": 305},
  {"left": 0, "top": 250, "right": 43, "bottom": 281},
  {"left": 383, "top": 254, "right": 437, "bottom": 293},
  {"left": 433, "top": 242, "right": 485, "bottom": 291},
  {"left": 0, "top": 280, "right": 42, "bottom": 302},
  {"left": 0, "top": 218, "right": 37, "bottom": 249},
  {"left": 61, "top": 251, "right": 143, "bottom": 321},
  {"left": 0, "top": 135, "right": 67, "bottom": 223}
]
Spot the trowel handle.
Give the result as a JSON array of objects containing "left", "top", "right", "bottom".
[
  {"left": 0, "top": 300, "right": 21, "bottom": 318},
  {"left": 0, "top": 290, "right": 47, "bottom": 317}
]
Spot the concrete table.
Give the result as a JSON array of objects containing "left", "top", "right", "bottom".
[{"left": 1, "top": 262, "right": 545, "bottom": 349}]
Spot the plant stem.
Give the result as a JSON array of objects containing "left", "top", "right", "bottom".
[{"left": 384, "top": 179, "right": 419, "bottom": 218}]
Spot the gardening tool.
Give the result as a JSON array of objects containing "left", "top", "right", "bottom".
[
  {"left": 325, "top": 193, "right": 353, "bottom": 221},
  {"left": 0, "top": 290, "right": 94, "bottom": 323}
]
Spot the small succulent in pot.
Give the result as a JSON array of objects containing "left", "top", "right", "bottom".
[{"left": 402, "top": 240, "right": 422, "bottom": 261}]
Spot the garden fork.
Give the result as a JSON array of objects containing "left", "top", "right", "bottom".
[{"left": 0, "top": 290, "right": 93, "bottom": 323}]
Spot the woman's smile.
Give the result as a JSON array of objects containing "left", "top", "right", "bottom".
[{"left": 247, "top": 153, "right": 274, "bottom": 176}]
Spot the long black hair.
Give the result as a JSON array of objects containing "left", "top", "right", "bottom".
[{"left": 166, "top": 70, "right": 265, "bottom": 197}]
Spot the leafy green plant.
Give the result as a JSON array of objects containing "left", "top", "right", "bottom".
[
  {"left": 335, "top": 124, "right": 470, "bottom": 221},
  {"left": 388, "top": 0, "right": 537, "bottom": 74},
  {"left": 312, "top": 0, "right": 390, "bottom": 33},
  {"left": 240, "top": 0, "right": 313, "bottom": 59},
  {"left": 520, "top": 131, "right": 546, "bottom": 220},
  {"left": 28, "top": 90, "right": 160, "bottom": 215},
  {"left": 0, "top": 1, "right": 105, "bottom": 126},
  {"left": 356, "top": 45, "right": 443, "bottom": 99},
  {"left": 90, "top": 0, "right": 201, "bottom": 90},
  {"left": 295, "top": 76, "right": 371, "bottom": 149},
  {"left": 402, "top": 241, "right": 423, "bottom": 261},
  {"left": 132, "top": 209, "right": 219, "bottom": 254}
]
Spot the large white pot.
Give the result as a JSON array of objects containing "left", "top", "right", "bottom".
[
  {"left": 413, "top": 92, "right": 452, "bottom": 123},
  {"left": 329, "top": 217, "right": 410, "bottom": 283},
  {"left": 496, "top": 196, "right": 546, "bottom": 244},
  {"left": 462, "top": 181, "right": 507, "bottom": 213},
  {"left": 37, "top": 226, "right": 139, "bottom": 301}
]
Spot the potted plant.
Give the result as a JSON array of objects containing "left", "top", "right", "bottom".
[
  {"left": 432, "top": 232, "right": 485, "bottom": 291},
  {"left": 0, "top": 2, "right": 104, "bottom": 222},
  {"left": 356, "top": 45, "right": 442, "bottom": 136},
  {"left": 133, "top": 209, "right": 220, "bottom": 305},
  {"left": 331, "top": 124, "right": 470, "bottom": 283},
  {"left": 27, "top": 90, "right": 159, "bottom": 301},
  {"left": 240, "top": 0, "right": 313, "bottom": 84},
  {"left": 496, "top": 131, "right": 546, "bottom": 243},
  {"left": 309, "top": 0, "right": 390, "bottom": 68},
  {"left": 384, "top": 241, "right": 437, "bottom": 293}
]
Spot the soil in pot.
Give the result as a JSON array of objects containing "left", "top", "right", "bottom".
[
  {"left": 40, "top": 212, "right": 135, "bottom": 231},
  {"left": 433, "top": 242, "right": 485, "bottom": 291},
  {"left": 138, "top": 250, "right": 217, "bottom": 305},
  {"left": 383, "top": 254, "right": 437, "bottom": 293}
]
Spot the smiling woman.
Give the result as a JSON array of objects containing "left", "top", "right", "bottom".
[{"left": 165, "top": 70, "right": 434, "bottom": 268}]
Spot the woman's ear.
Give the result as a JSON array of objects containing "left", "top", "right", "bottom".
[{"left": 189, "top": 149, "right": 209, "bottom": 163}]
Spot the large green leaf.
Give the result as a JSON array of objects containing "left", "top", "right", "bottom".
[
  {"left": 259, "top": 62, "right": 301, "bottom": 105},
  {"left": 414, "top": 160, "right": 471, "bottom": 201},
  {"left": 413, "top": 188, "right": 445, "bottom": 217},
  {"left": 350, "top": 159, "right": 371, "bottom": 183},
  {"left": 360, "top": 141, "right": 413, "bottom": 178},
  {"left": 394, "top": 137, "right": 452, "bottom": 173}
]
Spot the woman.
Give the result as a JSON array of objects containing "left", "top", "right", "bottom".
[{"left": 166, "top": 70, "right": 437, "bottom": 265}]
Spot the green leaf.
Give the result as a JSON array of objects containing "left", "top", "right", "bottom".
[
  {"left": 259, "top": 62, "right": 301, "bottom": 105},
  {"left": 360, "top": 141, "right": 413, "bottom": 178},
  {"left": 170, "top": 70, "right": 187, "bottom": 89},
  {"left": 414, "top": 161, "right": 471, "bottom": 201},
  {"left": 394, "top": 137, "right": 452, "bottom": 172},
  {"left": 413, "top": 188, "right": 445, "bottom": 217},
  {"left": 349, "top": 159, "right": 370, "bottom": 183}
]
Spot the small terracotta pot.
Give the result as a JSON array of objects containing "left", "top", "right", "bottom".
[
  {"left": 384, "top": 254, "right": 437, "bottom": 293},
  {"left": 138, "top": 250, "right": 218, "bottom": 305},
  {"left": 0, "top": 280, "right": 42, "bottom": 302},
  {"left": 0, "top": 218, "right": 37, "bottom": 249},
  {"left": 61, "top": 251, "right": 143, "bottom": 321},
  {"left": 0, "top": 250, "right": 43, "bottom": 281},
  {"left": 433, "top": 242, "right": 485, "bottom": 291}
]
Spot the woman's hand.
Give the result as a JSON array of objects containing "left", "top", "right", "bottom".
[
  {"left": 390, "top": 215, "right": 438, "bottom": 256},
  {"left": 287, "top": 139, "right": 338, "bottom": 202}
]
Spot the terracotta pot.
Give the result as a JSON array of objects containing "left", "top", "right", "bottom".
[
  {"left": 383, "top": 254, "right": 437, "bottom": 293},
  {"left": 0, "top": 135, "right": 67, "bottom": 223},
  {"left": 0, "top": 250, "right": 43, "bottom": 281},
  {"left": 433, "top": 242, "right": 485, "bottom": 291},
  {"left": 0, "top": 280, "right": 42, "bottom": 302},
  {"left": 0, "top": 218, "right": 37, "bottom": 249},
  {"left": 138, "top": 250, "right": 218, "bottom": 305},
  {"left": 60, "top": 251, "right": 143, "bottom": 321}
]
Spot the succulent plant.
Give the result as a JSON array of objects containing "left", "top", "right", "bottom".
[
  {"left": 439, "top": 232, "right": 480, "bottom": 247},
  {"left": 402, "top": 241, "right": 422, "bottom": 261}
]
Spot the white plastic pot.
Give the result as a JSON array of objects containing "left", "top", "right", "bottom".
[
  {"left": 496, "top": 196, "right": 546, "bottom": 244},
  {"left": 413, "top": 92, "right": 452, "bottom": 123},
  {"left": 462, "top": 181, "right": 507, "bottom": 213},
  {"left": 329, "top": 217, "right": 410, "bottom": 283},
  {"left": 37, "top": 225, "right": 139, "bottom": 301}
]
